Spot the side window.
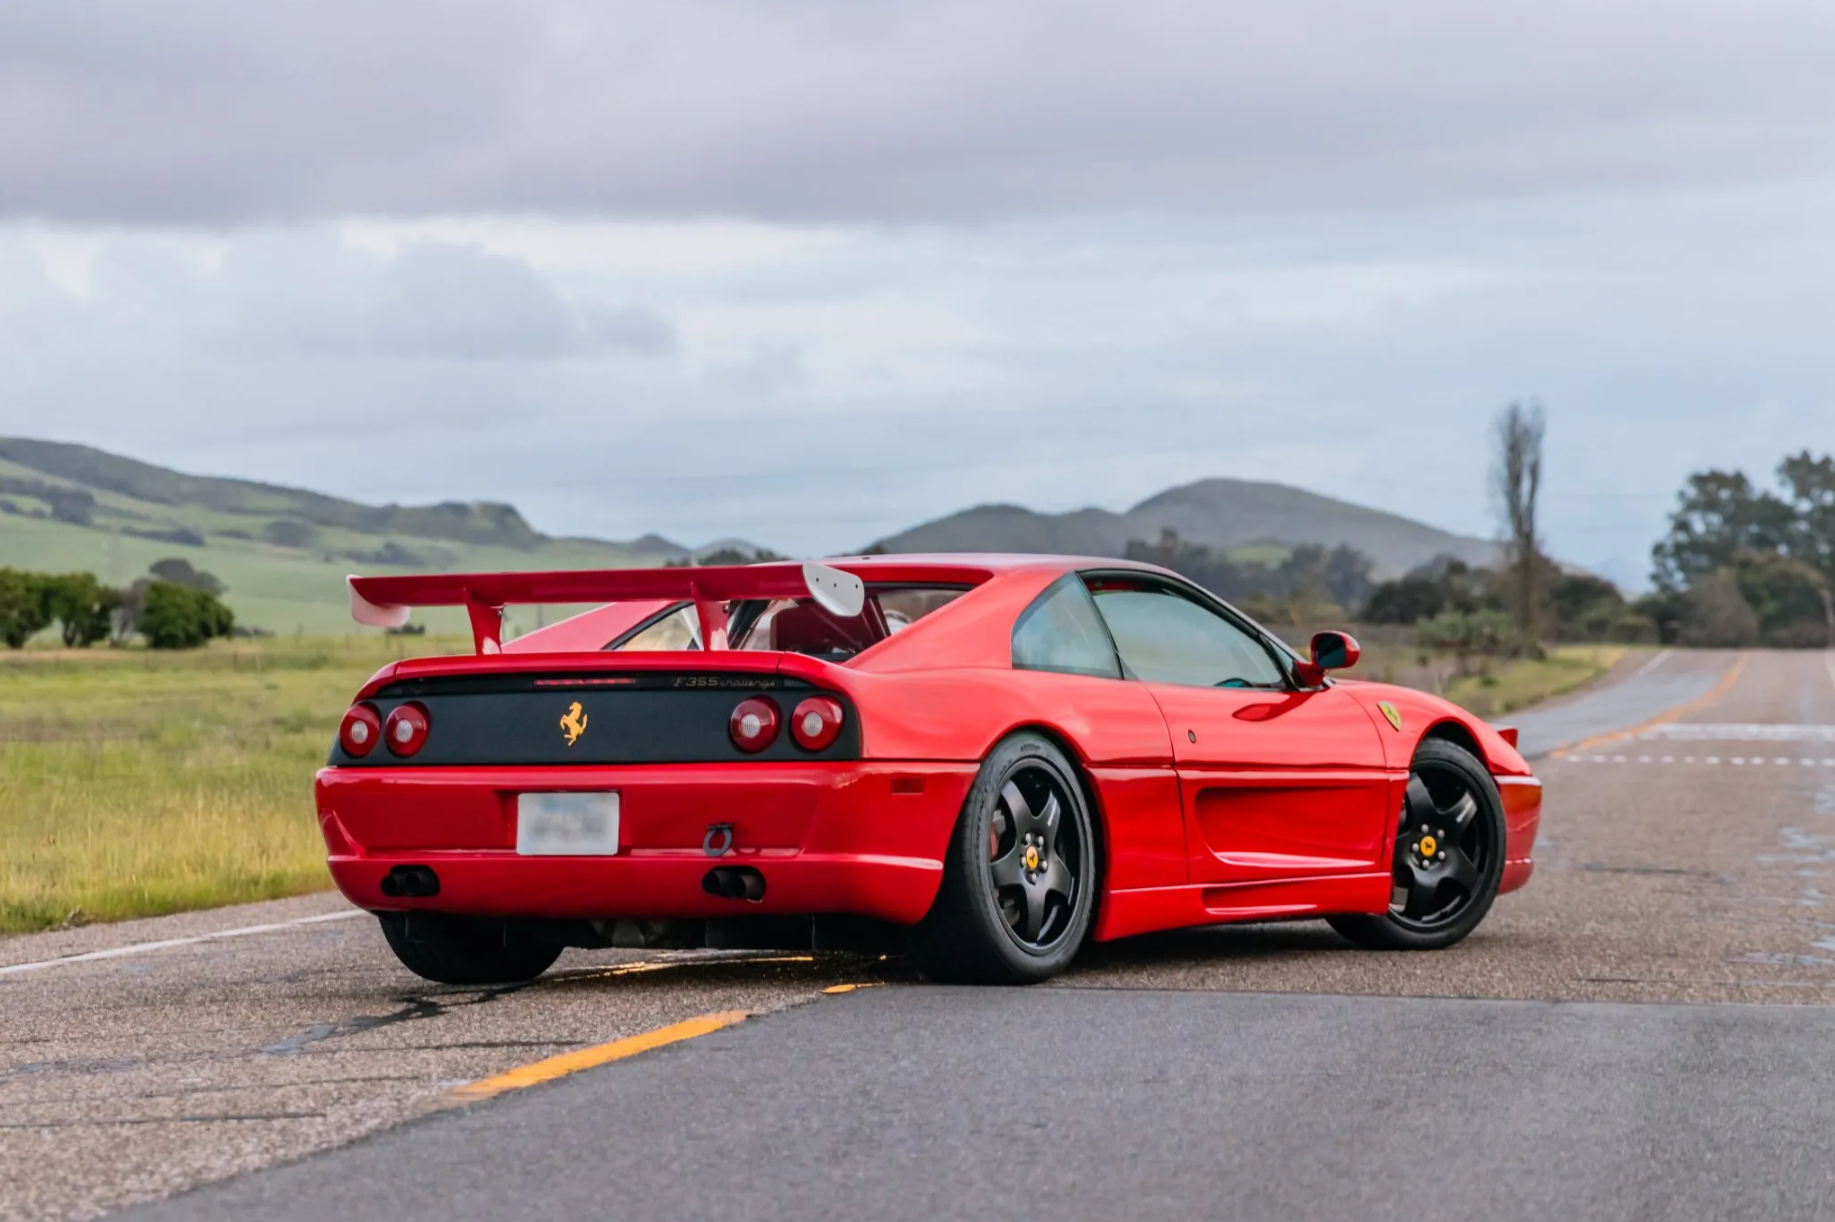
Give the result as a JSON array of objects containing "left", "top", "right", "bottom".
[
  {"left": 1012, "top": 575, "right": 1123, "bottom": 679},
  {"left": 1090, "top": 586, "right": 1286, "bottom": 689}
]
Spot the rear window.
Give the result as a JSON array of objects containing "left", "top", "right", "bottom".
[
  {"left": 616, "top": 604, "right": 701, "bottom": 651},
  {"left": 732, "top": 586, "right": 966, "bottom": 661},
  {"left": 607, "top": 586, "right": 965, "bottom": 661}
]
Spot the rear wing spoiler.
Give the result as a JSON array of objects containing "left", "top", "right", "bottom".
[{"left": 348, "top": 561, "right": 866, "bottom": 654}]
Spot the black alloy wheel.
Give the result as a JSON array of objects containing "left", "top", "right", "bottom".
[
  {"left": 907, "top": 732, "right": 1098, "bottom": 983},
  {"left": 1328, "top": 737, "right": 1506, "bottom": 951},
  {"left": 1389, "top": 766, "right": 1488, "bottom": 929},
  {"left": 986, "top": 768, "right": 1082, "bottom": 949}
]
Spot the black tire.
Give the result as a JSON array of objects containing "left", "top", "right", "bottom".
[
  {"left": 1328, "top": 737, "right": 1507, "bottom": 951},
  {"left": 377, "top": 912, "right": 563, "bottom": 985},
  {"left": 906, "top": 732, "right": 1099, "bottom": 984}
]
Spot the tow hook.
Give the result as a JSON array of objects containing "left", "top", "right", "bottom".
[{"left": 702, "top": 823, "right": 734, "bottom": 857}]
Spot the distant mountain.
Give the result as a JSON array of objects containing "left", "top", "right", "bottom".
[
  {"left": 870, "top": 478, "right": 1498, "bottom": 577},
  {"left": 0, "top": 437, "right": 727, "bottom": 635},
  {"left": 0, "top": 436, "right": 1497, "bottom": 635},
  {"left": 1, "top": 437, "right": 596, "bottom": 551}
]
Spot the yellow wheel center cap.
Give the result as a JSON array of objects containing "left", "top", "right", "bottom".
[
  {"left": 1024, "top": 846, "right": 1041, "bottom": 871},
  {"left": 1420, "top": 835, "right": 1438, "bottom": 858}
]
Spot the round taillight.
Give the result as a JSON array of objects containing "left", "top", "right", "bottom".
[
  {"left": 339, "top": 703, "right": 382, "bottom": 758},
  {"left": 384, "top": 702, "right": 430, "bottom": 757},
  {"left": 729, "top": 697, "right": 780, "bottom": 753},
  {"left": 791, "top": 697, "right": 844, "bottom": 752}
]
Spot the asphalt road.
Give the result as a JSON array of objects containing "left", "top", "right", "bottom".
[
  {"left": 117, "top": 988, "right": 1835, "bottom": 1222},
  {"left": 4, "top": 648, "right": 1834, "bottom": 1221}
]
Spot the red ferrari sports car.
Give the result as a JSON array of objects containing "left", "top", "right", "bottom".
[{"left": 318, "top": 554, "right": 1540, "bottom": 985}]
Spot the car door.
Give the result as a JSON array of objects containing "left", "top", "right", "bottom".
[{"left": 1083, "top": 574, "right": 1392, "bottom": 885}]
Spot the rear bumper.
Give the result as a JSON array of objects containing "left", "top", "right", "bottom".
[{"left": 316, "top": 762, "right": 978, "bottom": 924}]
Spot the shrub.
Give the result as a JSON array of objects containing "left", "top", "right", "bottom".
[
  {"left": 139, "top": 582, "right": 236, "bottom": 650},
  {"left": 1675, "top": 571, "right": 1760, "bottom": 648},
  {"left": 1415, "top": 608, "right": 1531, "bottom": 676}
]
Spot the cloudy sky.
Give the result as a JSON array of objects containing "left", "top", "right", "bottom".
[{"left": 4, "top": 0, "right": 1834, "bottom": 586}]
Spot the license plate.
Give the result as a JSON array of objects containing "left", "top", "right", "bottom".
[{"left": 516, "top": 792, "right": 621, "bottom": 856}]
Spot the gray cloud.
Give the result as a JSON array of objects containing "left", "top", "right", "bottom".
[
  {"left": 6, "top": 186, "right": 1834, "bottom": 582},
  {"left": 215, "top": 238, "right": 674, "bottom": 359},
  {"left": 3, "top": 0, "right": 1834, "bottom": 224}
]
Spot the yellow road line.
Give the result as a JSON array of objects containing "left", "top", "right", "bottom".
[
  {"left": 821, "top": 982, "right": 882, "bottom": 995},
  {"left": 448, "top": 1011, "right": 749, "bottom": 1103},
  {"left": 1551, "top": 653, "right": 1750, "bottom": 759}
]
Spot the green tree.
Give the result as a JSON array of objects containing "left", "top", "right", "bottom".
[
  {"left": 1361, "top": 557, "right": 1500, "bottom": 624},
  {"left": 0, "top": 568, "right": 52, "bottom": 648},
  {"left": 43, "top": 573, "right": 122, "bottom": 648},
  {"left": 1729, "top": 550, "right": 1830, "bottom": 647},
  {"left": 139, "top": 582, "right": 235, "bottom": 650},
  {"left": 1546, "top": 573, "right": 1645, "bottom": 642},
  {"left": 1652, "top": 453, "right": 1835, "bottom": 646},
  {"left": 1778, "top": 451, "right": 1835, "bottom": 585},
  {"left": 147, "top": 557, "right": 227, "bottom": 596},
  {"left": 1652, "top": 470, "right": 1796, "bottom": 591}
]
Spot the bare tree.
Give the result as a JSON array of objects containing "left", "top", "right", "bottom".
[{"left": 1492, "top": 401, "right": 1546, "bottom": 639}]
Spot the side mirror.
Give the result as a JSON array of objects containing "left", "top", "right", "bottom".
[{"left": 1310, "top": 630, "right": 1361, "bottom": 671}]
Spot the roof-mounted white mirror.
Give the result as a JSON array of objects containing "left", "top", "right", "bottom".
[
  {"left": 802, "top": 561, "right": 866, "bottom": 618},
  {"left": 348, "top": 575, "right": 411, "bottom": 629}
]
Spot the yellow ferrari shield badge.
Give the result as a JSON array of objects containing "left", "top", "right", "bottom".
[
  {"left": 1378, "top": 701, "right": 1403, "bottom": 732},
  {"left": 559, "top": 701, "right": 589, "bottom": 747}
]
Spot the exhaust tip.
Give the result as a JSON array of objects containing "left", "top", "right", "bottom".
[
  {"left": 381, "top": 864, "right": 440, "bottom": 899},
  {"left": 702, "top": 867, "right": 765, "bottom": 903}
]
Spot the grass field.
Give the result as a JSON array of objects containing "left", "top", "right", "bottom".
[
  {"left": 0, "top": 636, "right": 1623, "bottom": 935},
  {"left": 0, "top": 635, "right": 469, "bottom": 934},
  {"left": 1443, "top": 646, "right": 1628, "bottom": 719}
]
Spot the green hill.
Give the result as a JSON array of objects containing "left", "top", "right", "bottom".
[
  {"left": 0, "top": 439, "right": 692, "bottom": 637},
  {"left": 1, "top": 438, "right": 1502, "bottom": 638},
  {"left": 870, "top": 478, "right": 1498, "bottom": 577}
]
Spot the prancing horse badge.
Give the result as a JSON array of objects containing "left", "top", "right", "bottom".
[
  {"left": 559, "top": 701, "right": 589, "bottom": 746},
  {"left": 1377, "top": 701, "right": 1403, "bottom": 732}
]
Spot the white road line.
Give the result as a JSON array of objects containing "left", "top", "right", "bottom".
[
  {"left": 0, "top": 910, "right": 364, "bottom": 978},
  {"left": 1631, "top": 649, "right": 1675, "bottom": 682},
  {"left": 1641, "top": 724, "right": 1835, "bottom": 743},
  {"left": 1564, "top": 754, "right": 1835, "bottom": 765}
]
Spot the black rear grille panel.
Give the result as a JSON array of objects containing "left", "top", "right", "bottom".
[{"left": 329, "top": 672, "right": 859, "bottom": 767}]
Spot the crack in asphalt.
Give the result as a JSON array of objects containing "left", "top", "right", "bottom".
[
  {"left": 259, "top": 985, "right": 528, "bottom": 1057},
  {"left": 0, "top": 1111, "right": 328, "bottom": 1130}
]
